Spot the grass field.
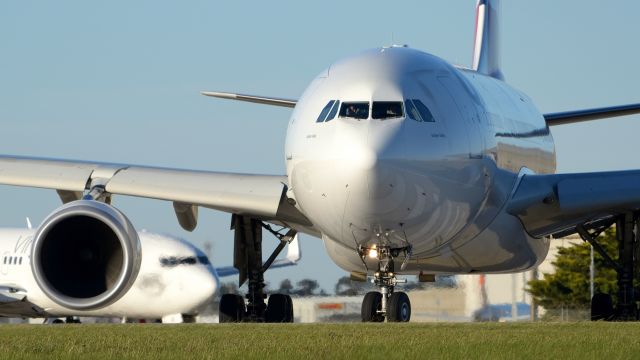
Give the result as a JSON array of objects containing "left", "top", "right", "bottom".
[{"left": 1, "top": 322, "right": 639, "bottom": 359}]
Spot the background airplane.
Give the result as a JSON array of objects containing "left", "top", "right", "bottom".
[
  {"left": 0, "top": 218, "right": 301, "bottom": 323},
  {"left": 0, "top": 0, "right": 636, "bottom": 324}
]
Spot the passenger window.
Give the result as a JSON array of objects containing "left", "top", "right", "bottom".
[
  {"left": 19, "top": 257, "right": 22, "bottom": 265},
  {"left": 372, "top": 102, "right": 404, "bottom": 119},
  {"left": 316, "top": 100, "right": 335, "bottom": 123},
  {"left": 325, "top": 101, "right": 340, "bottom": 122},
  {"left": 339, "top": 102, "right": 369, "bottom": 119},
  {"left": 412, "top": 99, "right": 435, "bottom": 122}
]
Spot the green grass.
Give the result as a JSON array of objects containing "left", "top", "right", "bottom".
[{"left": 1, "top": 323, "right": 639, "bottom": 359}]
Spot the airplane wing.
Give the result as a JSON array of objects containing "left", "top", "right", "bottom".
[
  {"left": 506, "top": 169, "right": 640, "bottom": 237},
  {"left": 544, "top": 103, "right": 640, "bottom": 126},
  {"left": 201, "top": 91, "right": 297, "bottom": 108},
  {"left": 0, "top": 286, "right": 46, "bottom": 317},
  {"left": 0, "top": 155, "right": 311, "bottom": 231},
  {"left": 216, "top": 235, "right": 301, "bottom": 277}
]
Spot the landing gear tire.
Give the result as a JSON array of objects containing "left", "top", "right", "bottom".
[
  {"left": 181, "top": 314, "right": 197, "bottom": 323},
  {"left": 266, "top": 294, "right": 294, "bottom": 323},
  {"left": 387, "top": 292, "right": 411, "bottom": 322},
  {"left": 591, "top": 293, "right": 614, "bottom": 321},
  {"left": 219, "top": 294, "right": 245, "bottom": 323},
  {"left": 361, "top": 291, "right": 384, "bottom": 322}
]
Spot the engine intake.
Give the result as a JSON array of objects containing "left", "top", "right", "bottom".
[{"left": 31, "top": 200, "right": 141, "bottom": 310}]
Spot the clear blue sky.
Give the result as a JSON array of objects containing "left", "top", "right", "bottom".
[{"left": 1, "top": 1, "right": 639, "bottom": 293}]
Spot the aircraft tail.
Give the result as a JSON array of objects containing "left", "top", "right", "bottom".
[{"left": 472, "top": 0, "right": 504, "bottom": 80}]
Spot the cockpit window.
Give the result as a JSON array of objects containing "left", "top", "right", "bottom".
[
  {"left": 325, "top": 100, "right": 340, "bottom": 122},
  {"left": 316, "top": 100, "right": 335, "bottom": 123},
  {"left": 316, "top": 100, "right": 340, "bottom": 123},
  {"left": 160, "top": 255, "right": 206, "bottom": 267},
  {"left": 405, "top": 99, "right": 435, "bottom": 122},
  {"left": 372, "top": 102, "right": 404, "bottom": 119},
  {"left": 339, "top": 102, "right": 369, "bottom": 119}
]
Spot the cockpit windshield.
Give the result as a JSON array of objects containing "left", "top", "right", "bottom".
[
  {"left": 339, "top": 102, "right": 369, "bottom": 119},
  {"left": 159, "top": 255, "right": 210, "bottom": 267},
  {"left": 372, "top": 102, "right": 404, "bottom": 119}
]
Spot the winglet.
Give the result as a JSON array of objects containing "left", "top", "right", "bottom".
[
  {"left": 26, "top": 217, "right": 32, "bottom": 230},
  {"left": 472, "top": 0, "right": 504, "bottom": 80}
]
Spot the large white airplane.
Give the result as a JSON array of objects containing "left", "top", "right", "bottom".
[
  {"left": 0, "top": 213, "right": 301, "bottom": 322},
  {"left": 1, "top": 0, "right": 640, "bottom": 322}
]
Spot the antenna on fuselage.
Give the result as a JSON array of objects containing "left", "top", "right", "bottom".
[{"left": 472, "top": 0, "right": 504, "bottom": 80}]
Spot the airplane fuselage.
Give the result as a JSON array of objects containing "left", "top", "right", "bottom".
[{"left": 285, "top": 47, "right": 555, "bottom": 275}]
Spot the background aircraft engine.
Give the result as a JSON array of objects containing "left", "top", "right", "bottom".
[{"left": 31, "top": 200, "right": 142, "bottom": 310}]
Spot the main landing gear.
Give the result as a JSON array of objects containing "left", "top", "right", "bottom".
[
  {"left": 577, "top": 212, "right": 639, "bottom": 321},
  {"left": 219, "top": 215, "right": 295, "bottom": 323},
  {"left": 360, "top": 245, "right": 412, "bottom": 322}
]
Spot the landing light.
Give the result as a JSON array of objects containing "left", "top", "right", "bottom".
[{"left": 368, "top": 248, "right": 378, "bottom": 259}]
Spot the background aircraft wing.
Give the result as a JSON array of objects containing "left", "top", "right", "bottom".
[
  {"left": 0, "top": 155, "right": 311, "bottom": 230},
  {"left": 506, "top": 169, "right": 640, "bottom": 237},
  {"left": 0, "top": 286, "right": 46, "bottom": 317},
  {"left": 215, "top": 235, "right": 301, "bottom": 277},
  {"left": 200, "top": 91, "right": 297, "bottom": 108},
  {"left": 544, "top": 103, "right": 640, "bottom": 126}
]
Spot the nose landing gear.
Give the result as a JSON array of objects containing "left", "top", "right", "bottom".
[{"left": 359, "top": 245, "right": 412, "bottom": 322}]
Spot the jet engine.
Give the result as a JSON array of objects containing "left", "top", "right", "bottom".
[{"left": 30, "top": 200, "right": 142, "bottom": 310}]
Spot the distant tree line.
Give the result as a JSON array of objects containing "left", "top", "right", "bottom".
[{"left": 527, "top": 228, "right": 618, "bottom": 311}]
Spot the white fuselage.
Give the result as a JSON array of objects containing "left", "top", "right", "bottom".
[
  {"left": 0, "top": 229, "right": 218, "bottom": 318},
  {"left": 285, "top": 47, "right": 555, "bottom": 275}
]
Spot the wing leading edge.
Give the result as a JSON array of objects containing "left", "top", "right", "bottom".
[
  {"left": 506, "top": 169, "right": 640, "bottom": 237},
  {"left": 0, "top": 155, "right": 312, "bottom": 231}
]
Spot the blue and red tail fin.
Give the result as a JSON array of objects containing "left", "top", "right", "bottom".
[{"left": 472, "top": 0, "right": 504, "bottom": 80}]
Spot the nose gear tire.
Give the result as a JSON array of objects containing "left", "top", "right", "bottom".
[
  {"left": 361, "top": 291, "right": 384, "bottom": 322},
  {"left": 387, "top": 292, "right": 411, "bottom": 322}
]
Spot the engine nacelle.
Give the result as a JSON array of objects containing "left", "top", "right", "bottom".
[{"left": 31, "top": 200, "right": 142, "bottom": 310}]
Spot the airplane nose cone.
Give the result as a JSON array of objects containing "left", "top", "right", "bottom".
[{"left": 191, "top": 266, "right": 218, "bottom": 308}]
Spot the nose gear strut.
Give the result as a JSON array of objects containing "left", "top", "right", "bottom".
[{"left": 359, "top": 245, "right": 412, "bottom": 322}]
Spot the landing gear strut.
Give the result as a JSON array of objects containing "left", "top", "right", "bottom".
[
  {"left": 360, "top": 245, "right": 411, "bottom": 322},
  {"left": 219, "top": 215, "right": 295, "bottom": 323},
  {"left": 578, "top": 211, "right": 638, "bottom": 321}
]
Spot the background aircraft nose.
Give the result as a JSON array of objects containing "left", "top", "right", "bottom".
[{"left": 190, "top": 266, "right": 218, "bottom": 308}]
